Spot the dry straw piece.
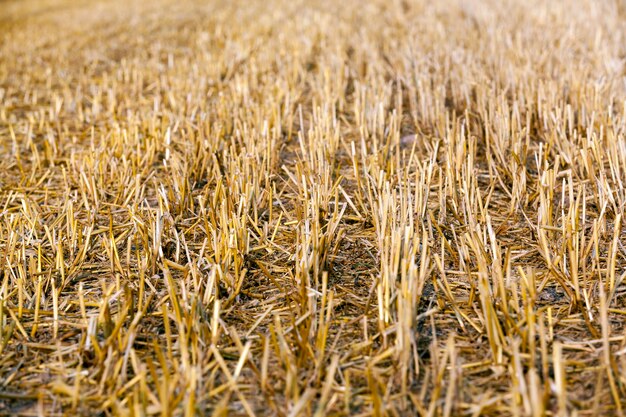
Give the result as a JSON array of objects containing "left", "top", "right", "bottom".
[{"left": 1, "top": 0, "right": 626, "bottom": 415}]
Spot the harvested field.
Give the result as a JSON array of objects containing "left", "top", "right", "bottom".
[{"left": 2, "top": 0, "right": 626, "bottom": 415}]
